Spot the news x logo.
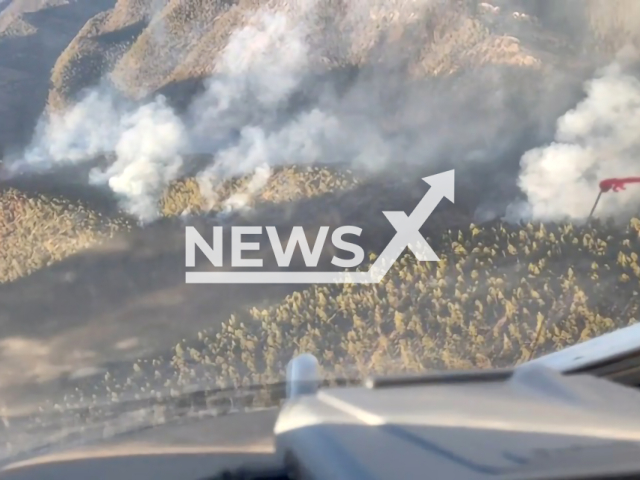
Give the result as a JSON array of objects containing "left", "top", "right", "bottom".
[{"left": 185, "top": 170, "right": 454, "bottom": 284}]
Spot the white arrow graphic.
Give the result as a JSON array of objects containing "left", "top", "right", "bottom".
[{"left": 185, "top": 170, "right": 454, "bottom": 284}]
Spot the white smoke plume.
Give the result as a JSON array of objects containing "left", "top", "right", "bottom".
[
  {"left": 88, "top": 97, "right": 187, "bottom": 222},
  {"left": 190, "top": 7, "right": 341, "bottom": 205},
  {"left": 222, "top": 164, "right": 273, "bottom": 213},
  {"left": 516, "top": 53, "right": 640, "bottom": 223},
  {"left": 10, "top": 91, "right": 125, "bottom": 171},
  {"left": 7, "top": 90, "right": 186, "bottom": 223},
  {"left": 5, "top": 0, "right": 591, "bottom": 222},
  {"left": 8, "top": 6, "right": 318, "bottom": 221}
]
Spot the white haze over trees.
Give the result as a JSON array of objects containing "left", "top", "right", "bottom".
[{"left": 5, "top": 0, "right": 640, "bottom": 224}]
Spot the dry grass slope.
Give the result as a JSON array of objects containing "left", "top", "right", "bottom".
[
  {"left": 0, "top": 0, "right": 68, "bottom": 35},
  {"left": 161, "top": 166, "right": 358, "bottom": 216},
  {"left": 49, "top": 11, "right": 124, "bottom": 111},
  {"left": 50, "top": 0, "right": 551, "bottom": 108},
  {"left": 586, "top": 0, "right": 640, "bottom": 54},
  {"left": 0, "top": 189, "right": 131, "bottom": 282},
  {"left": 52, "top": 0, "right": 628, "bottom": 114},
  {"left": 110, "top": 0, "right": 237, "bottom": 97},
  {"left": 47, "top": 0, "right": 151, "bottom": 111},
  {"left": 0, "top": 166, "right": 357, "bottom": 282}
]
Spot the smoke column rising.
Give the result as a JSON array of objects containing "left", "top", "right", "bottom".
[
  {"left": 190, "top": 7, "right": 343, "bottom": 207},
  {"left": 8, "top": 6, "right": 321, "bottom": 221},
  {"left": 88, "top": 97, "right": 187, "bottom": 221},
  {"left": 515, "top": 54, "right": 640, "bottom": 223},
  {"left": 5, "top": 0, "right": 602, "bottom": 222}
]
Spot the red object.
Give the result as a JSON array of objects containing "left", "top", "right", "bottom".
[{"left": 599, "top": 177, "right": 640, "bottom": 193}]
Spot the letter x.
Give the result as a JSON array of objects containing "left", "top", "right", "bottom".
[
  {"left": 383, "top": 211, "right": 438, "bottom": 261},
  {"left": 371, "top": 174, "right": 452, "bottom": 276}
]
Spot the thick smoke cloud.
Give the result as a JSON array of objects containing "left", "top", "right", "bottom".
[
  {"left": 8, "top": 5, "right": 326, "bottom": 221},
  {"left": 88, "top": 97, "right": 187, "bottom": 220},
  {"left": 189, "top": 7, "right": 337, "bottom": 205},
  {"left": 513, "top": 50, "right": 640, "bottom": 223},
  {"left": 6, "top": 91, "right": 186, "bottom": 222},
  {"left": 4, "top": 0, "right": 601, "bottom": 222}
]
